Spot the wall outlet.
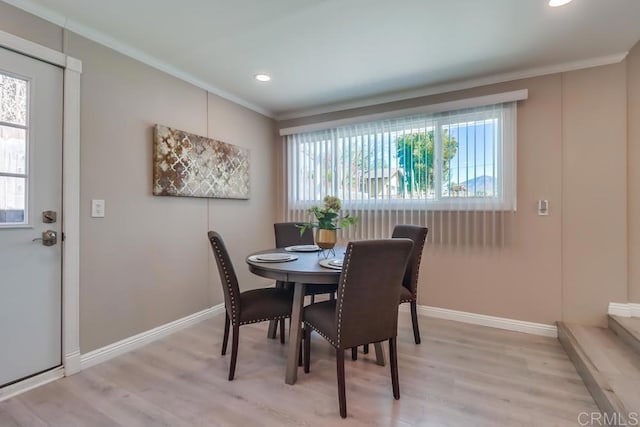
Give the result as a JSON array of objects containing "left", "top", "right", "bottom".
[{"left": 91, "top": 199, "right": 105, "bottom": 218}]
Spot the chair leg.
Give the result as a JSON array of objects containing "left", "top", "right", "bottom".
[
  {"left": 337, "top": 349, "right": 347, "bottom": 418},
  {"left": 267, "top": 320, "right": 278, "bottom": 339},
  {"left": 410, "top": 300, "right": 421, "bottom": 344},
  {"left": 222, "top": 313, "right": 230, "bottom": 355},
  {"left": 351, "top": 347, "right": 357, "bottom": 361},
  {"left": 363, "top": 343, "right": 369, "bottom": 354},
  {"left": 229, "top": 325, "right": 239, "bottom": 381},
  {"left": 304, "top": 329, "right": 311, "bottom": 373},
  {"left": 299, "top": 328, "right": 304, "bottom": 367},
  {"left": 310, "top": 294, "right": 315, "bottom": 304},
  {"left": 389, "top": 337, "right": 400, "bottom": 400},
  {"left": 330, "top": 292, "right": 335, "bottom": 301},
  {"left": 279, "top": 319, "right": 285, "bottom": 344}
]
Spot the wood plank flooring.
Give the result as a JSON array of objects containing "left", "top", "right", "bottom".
[{"left": 0, "top": 315, "right": 598, "bottom": 426}]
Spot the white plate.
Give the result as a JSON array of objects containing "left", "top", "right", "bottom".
[
  {"left": 284, "top": 244, "right": 321, "bottom": 252},
  {"left": 319, "top": 258, "right": 343, "bottom": 270},
  {"left": 248, "top": 253, "right": 298, "bottom": 263}
]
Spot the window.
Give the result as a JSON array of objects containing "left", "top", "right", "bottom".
[
  {"left": 283, "top": 92, "right": 523, "bottom": 245},
  {"left": 286, "top": 103, "right": 516, "bottom": 211},
  {"left": 0, "top": 73, "right": 29, "bottom": 225}
]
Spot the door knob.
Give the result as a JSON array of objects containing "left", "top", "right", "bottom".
[{"left": 32, "top": 230, "right": 57, "bottom": 246}]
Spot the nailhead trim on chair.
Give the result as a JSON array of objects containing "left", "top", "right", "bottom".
[
  {"left": 336, "top": 243, "right": 353, "bottom": 346},
  {"left": 240, "top": 314, "right": 290, "bottom": 326},
  {"left": 211, "top": 238, "right": 238, "bottom": 324},
  {"left": 410, "top": 231, "right": 427, "bottom": 300}
]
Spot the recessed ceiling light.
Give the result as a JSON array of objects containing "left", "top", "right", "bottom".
[
  {"left": 254, "top": 74, "right": 271, "bottom": 82},
  {"left": 548, "top": 0, "right": 573, "bottom": 7}
]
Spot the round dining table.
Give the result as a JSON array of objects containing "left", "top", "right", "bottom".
[{"left": 246, "top": 246, "right": 386, "bottom": 385}]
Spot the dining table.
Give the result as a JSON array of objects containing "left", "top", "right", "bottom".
[{"left": 246, "top": 245, "right": 386, "bottom": 385}]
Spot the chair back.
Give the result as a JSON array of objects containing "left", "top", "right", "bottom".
[
  {"left": 334, "top": 239, "right": 413, "bottom": 349},
  {"left": 207, "top": 231, "right": 241, "bottom": 324},
  {"left": 392, "top": 225, "right": 428, "bottom": 297},
  {"left": 274, "top": 222, "right": 314, "bottom": 248}
]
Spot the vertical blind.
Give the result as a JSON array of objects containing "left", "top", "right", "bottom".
[{"left": 283, "top": 101, "right": 518, "bottom": 246}]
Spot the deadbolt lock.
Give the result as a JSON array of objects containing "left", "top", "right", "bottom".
[
  {"left": 33, "top": 230, "right": 57, "bottom": 246},
  {"left": 42, "top": 210, "right": 57, "bottom": 223}
]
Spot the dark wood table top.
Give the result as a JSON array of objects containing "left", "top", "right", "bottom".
[{"left": 246, "top": 246, "right": 345, "bottom": 284}]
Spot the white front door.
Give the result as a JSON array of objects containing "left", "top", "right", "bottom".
[{"left": 0, "top": 46, "right": 63, "bottom": 387}]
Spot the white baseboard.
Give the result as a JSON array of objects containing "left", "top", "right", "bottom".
[
  {"left": 0, "top": 367, "right": 64, "bottom": 402},
  {"left": 400, "top": 304, "right": 558, "bottom": 338},
  {"left": 81, "top": 304, "right": 224, "bottom": 370},
  {"left": 608, "top": 302, "right": 640, "bottom": 318}
]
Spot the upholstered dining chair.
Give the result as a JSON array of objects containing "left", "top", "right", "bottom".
[
  {"left": 207, "top": 231, "right": 293, "bottom": 380},
  {"left": 302, "top": 239, "right": 413, "bottom": 418},
  {"left": 362, "top": 224, "right": 428, "bottom": 356},
  {"left": 392, "top": 225, "right": 428, "bottom": 344},
  {"left": 274, "top": 222, "right": 338, "bottom": 303}
]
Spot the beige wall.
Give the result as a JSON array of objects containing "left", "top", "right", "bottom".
[
  {"left": 562, "top": 63, "right": 628, "bottom": 323},
  {"left": 280, "top": 61, "right": 633, "bottom": 326},
  {"left": 629, "top": 42, "right": 640, "bottom": 304}
]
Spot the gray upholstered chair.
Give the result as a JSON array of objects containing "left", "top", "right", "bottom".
[
  {"left": 207, "top": 231, "right": 293, "bottom": 380},
  {"left": 392, "top": 225, "right": 428, "bottom": 344},
  {"left": 302, "top": 239, "right": 413, "bottom": 418},
  {"left": 361, "top": 224, "right": 428, "bottom": 356}
]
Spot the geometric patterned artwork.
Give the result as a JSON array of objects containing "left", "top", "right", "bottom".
[{"left": 153, "top": 124, "right": 250, "bottom": 199}]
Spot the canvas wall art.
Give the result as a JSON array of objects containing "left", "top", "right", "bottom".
[{"left": 153, "top": 124, "right": 250, "bottom": 199}]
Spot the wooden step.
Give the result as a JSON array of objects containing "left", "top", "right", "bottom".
[
  {"left": 557, "top": 322, "right": 640, "bottom": 425},
  {"left": 609, "top": 315, "right": 640, "bottom": 356}
]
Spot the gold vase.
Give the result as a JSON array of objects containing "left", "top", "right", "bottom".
[{"left": 315, "top": 229, "right": 337, "bottom": 249}]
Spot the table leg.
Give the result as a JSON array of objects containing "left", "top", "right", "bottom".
[
  {"left": 374, "top": 342, "right": 386, "bottom": 366},
  {"left": 285, "top": 283, "right": 306, "bottom": 385}
]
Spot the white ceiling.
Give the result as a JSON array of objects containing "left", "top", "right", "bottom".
[{"left": 6, "top": 0, "right": 640, "bottom": 118}]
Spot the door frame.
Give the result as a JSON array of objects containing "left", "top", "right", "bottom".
[{"left": 0, "top": 30, "right": 81, "bottom": 376}]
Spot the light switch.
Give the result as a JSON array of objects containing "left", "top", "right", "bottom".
[
  {"left": 538, "top": 199, "right": 549, "bottom": 216},
  {"left": 91, "top": 199, "right": 105, "bottom": 218}
]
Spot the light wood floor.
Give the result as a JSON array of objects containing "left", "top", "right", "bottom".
[{"left": 0, "top": 315, "right": 598, "bottom": 426}]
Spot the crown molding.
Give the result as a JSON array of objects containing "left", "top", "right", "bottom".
[
  {"left": 2, "top": 0, "right": 275, "bottom": 118},
  {"left": 277, "top": 52, "right": 628, "bottom": 120}
]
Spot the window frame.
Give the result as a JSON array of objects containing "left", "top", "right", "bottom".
[
  {"left": 286, "top": 101, "right": 517, "bottom": 212},
  {"left": 0, "top": 70, "right": 31, "bottom": 228}
]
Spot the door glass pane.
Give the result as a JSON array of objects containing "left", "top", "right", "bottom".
[
  {"left": 0, "top": 126, "right": 26, "bottom": 174},
  {"left": 0, "top": 176, "right": 25, "bottom": 224},
  {"left": 0, "top": 74, "right": 28, "bottom": 126}
]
